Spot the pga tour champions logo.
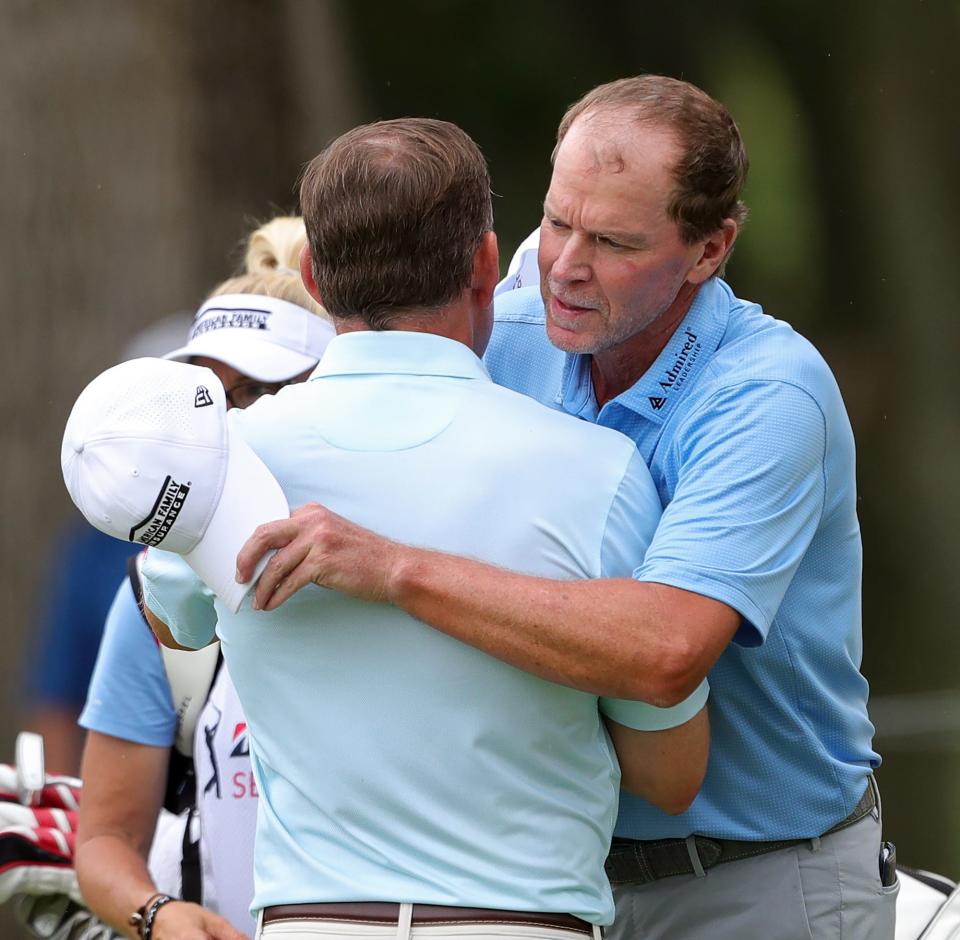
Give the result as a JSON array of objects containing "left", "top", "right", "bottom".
[{"left": 129, "top": 475, "right": 191, "bottom": 547}]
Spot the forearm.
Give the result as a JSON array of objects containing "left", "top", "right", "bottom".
[
  {"left": 241, "top": 504, "right": 740, "bottom": 702},
  {"left": 605, "top": 707, "right": 710, "bottom": 813},
  {"left": 76, "top": 733, "right": 246, "bottom": 940},
  {"left": 75, "top": 834, "right": 156, "bottom": 939},
  {"left": 77, "top": 836, "right": 248, "bottom": 940},
  {"left": 389, "top": 549, "right": 722, "bottom": 703},
  {"left": 76, "top": 733, "right": 168, "bottom": 938}
]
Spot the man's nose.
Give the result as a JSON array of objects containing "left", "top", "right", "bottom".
[{"left": 550, "top": 234, "right": 592, "bottom": 283}]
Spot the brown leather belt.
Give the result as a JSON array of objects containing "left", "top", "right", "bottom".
[
  {"left": 606, "top": 777, "right": 879, "bottom": 887},
  {"left": 262, "top": 903, "right": 594, "bottom": 935}
]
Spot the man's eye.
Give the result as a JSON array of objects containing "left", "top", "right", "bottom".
[
  {"left": 547, "top": 218, "right": 568, "bottom": 231},
  {"left": 598, "top": 236, "right": 627, "bottom": 249}
]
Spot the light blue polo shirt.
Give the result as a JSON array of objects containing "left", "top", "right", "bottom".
[
  {"left": 142, "top": 330, "right": 708, "bottom": 925},
  {"left": 485, "top": 280, "right": 879, "bottom": 842}
]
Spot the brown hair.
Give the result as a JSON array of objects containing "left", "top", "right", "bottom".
[
  {"left": 555, "top": 76, "right": 749, "bottom": 246},
  {"left": 208, "top": 216, "right": 330, "bottom": 322},
  {"left": 300, "top": 118, "right": 493, "bottom": 329}
]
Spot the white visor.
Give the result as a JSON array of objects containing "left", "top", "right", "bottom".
[{"left": 164, "top": 293, "right": 336, "bottom": 382}]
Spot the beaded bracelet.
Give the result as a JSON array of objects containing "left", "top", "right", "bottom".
[{"left": 129, "top": 893, "right": 175, "bottom": 940}]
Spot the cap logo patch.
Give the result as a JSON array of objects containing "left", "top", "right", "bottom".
[
  {"left": 129, "top": 475, "right": 191, "bottom": 546},
  {"left": 194, "top": 385, "right": 214, "bottom": 408}
]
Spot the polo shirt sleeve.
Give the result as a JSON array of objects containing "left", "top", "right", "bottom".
[
  {"left": 635, "top": 380, "right": 827, "bottom": 646},
  {"left": 599, "top": 680, "right": 709, "bottom": 730},
  {"left": 596, "top": 447, "right": 710, "bottom": 730},
  {"left": 79, "top": 579, "right": 176, "bottom": 747},
  {"left": 141, "top": 548, "right": 218, "bottom": 650}
]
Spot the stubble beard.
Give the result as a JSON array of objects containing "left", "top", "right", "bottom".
[
  {"left": 542, "top": 279, "right": 604, "bottom": 354},
  {"left": 543, "top": 281, "right": 660, "bottom": 357}
]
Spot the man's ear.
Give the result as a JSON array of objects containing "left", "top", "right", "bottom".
[
  {"left": 687, "top": 219, "right": 738, "bottom": 285},
  {"left": 300, "top": 243, "right": 324, "bottom": 306},
  {"left": 471, "top": 231, "right": 500, "bottom": 308}
]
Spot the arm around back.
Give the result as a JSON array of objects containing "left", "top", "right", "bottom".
[
  {"left": 237, "top": 481, "right": 741, "bottom": 703},
  {"left": 606, "top": 706, "right": 710, "bottom": 814},
  {"left": 140, "top": 548, "right": 219, "bottom": 651},
  {"left": 143, "top": 603, "right": 202, "bottom": 652}
]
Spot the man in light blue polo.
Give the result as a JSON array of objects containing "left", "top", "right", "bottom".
[
  {"left": 142, "top": 117, "right": 710, "bottom": 940},
  {"left": 239, "top": 78, "right": 893, "bottom": 939}
]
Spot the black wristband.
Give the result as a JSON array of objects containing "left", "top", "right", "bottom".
[{"left": 129, "top": 893, "right": 175, "bottom": 940}]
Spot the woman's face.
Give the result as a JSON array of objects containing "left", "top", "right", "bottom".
[{"left": 190, "top": 356, "right": 312, "bottom": 410}]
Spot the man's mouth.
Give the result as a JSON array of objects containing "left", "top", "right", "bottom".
[
  {"left": 554, "top": 295, "right": 592, "bottom": 312},
  {"left": 548, "top": 292, "right": 598, "bottom": 327}
]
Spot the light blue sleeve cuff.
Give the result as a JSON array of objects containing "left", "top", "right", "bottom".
[
  {"left": 141, "top": 548, "right": 218, "bottom": 649},
  {"left": 599, "top": 677, "right": 709, "bottom": 731}
]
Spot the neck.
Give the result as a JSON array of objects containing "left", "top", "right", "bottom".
[
  {"left": 591, "top": 282, "right": 699, "bottom": 407},
  {"left": 334, "top": 295, "right": 487, "bottom": 356}
]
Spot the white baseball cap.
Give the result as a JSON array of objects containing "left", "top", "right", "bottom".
[
  {"left": 61, "top": 357, "right": 289, "bottom": 613},
  {"left": 164, "top": 293, "right": 336, "bottom": 382}
]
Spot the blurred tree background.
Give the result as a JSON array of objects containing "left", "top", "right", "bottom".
[{"left": 1, "top": 0, "right": 957, "bottom": 933}]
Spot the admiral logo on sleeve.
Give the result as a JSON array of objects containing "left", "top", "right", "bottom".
[{"left": 129, "top": 475, "right": 191, "bottom": 546}]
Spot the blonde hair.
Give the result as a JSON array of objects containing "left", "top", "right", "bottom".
[{"left": 207, "top": 216, "right": 330, "bottom": 321}]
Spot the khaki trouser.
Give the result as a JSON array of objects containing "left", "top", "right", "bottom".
[{"left": 606, "top": 811, "right": 897, "bottom": 940}]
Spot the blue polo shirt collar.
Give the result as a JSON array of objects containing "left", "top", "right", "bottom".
[
  {"left": 310, "top": 329, "right": 491, "bottom": 382},
  {"left": 558, "top": 278, "right": 729, "bottom": 424}
]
